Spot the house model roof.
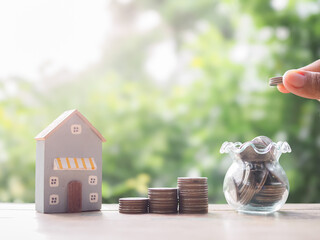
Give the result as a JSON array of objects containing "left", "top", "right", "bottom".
[{"left": 35, "top": 109, "right": 106, "bottom": 142}]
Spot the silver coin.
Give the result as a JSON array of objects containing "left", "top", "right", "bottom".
[{"left": 269, "top": 76, "right": 283, "bottom": 86}]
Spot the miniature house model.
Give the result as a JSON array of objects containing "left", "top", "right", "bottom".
[{"left": 35, "top": 109, "right": 106, "bottom": 213}]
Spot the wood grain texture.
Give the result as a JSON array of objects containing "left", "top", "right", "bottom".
[
  {"left": 0, "top": 204, "right": 319, "bottom": 240},
  {"left": 67, "top": 181, "right": 82, "bottom": 212}
]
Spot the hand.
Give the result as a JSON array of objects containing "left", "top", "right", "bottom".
[{"left": 277, "top": 60, "right": 320, "bottom": 100}]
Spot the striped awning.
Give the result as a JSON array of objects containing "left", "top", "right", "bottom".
[{"left": 54, "top": 157, "right": 96, "bottom": 170}]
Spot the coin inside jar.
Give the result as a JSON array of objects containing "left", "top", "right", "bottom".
[
  {"left": 239, "top": 136, "right": 275, "bottom": 162},
  {"left": 229, "top": 137, "right": 288, "bottom": 207}
]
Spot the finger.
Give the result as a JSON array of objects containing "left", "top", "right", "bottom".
[
  {"left": 300, "top": 59, "right": 320, "bottom": 72},
  {"left": 277, "top": 84, "right": 290, "bottom": 93},
  {"left": 283, "top": 70, "right": 320, "bottom": 100}
]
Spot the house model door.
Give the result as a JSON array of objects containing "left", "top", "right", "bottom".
[{"left": 68, "top": 181, "right": 82, "bottom": 212}]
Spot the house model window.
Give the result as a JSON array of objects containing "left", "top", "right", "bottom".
[
  {"left": 49, "top": 194, "right": 59, "bottom": 205},
  {"left": 88, "top": 176, "right": 97, "bottom": 185},
  {"left": 49, "top": 176, "right": 59, "bottom": 187},
  {"left": 89, "top": 193, "right": 98, "bottom": 203},
  {"left": 71, "top": 124, "right": 82, "bottom": 134}
]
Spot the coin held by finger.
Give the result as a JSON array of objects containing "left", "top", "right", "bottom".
[{"left": 269, "top": 76, "right": 283, "bottom": 86}]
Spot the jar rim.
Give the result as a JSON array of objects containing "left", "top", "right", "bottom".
[{"left": 220, "top": 138, "right": 291, "bottom": 155}]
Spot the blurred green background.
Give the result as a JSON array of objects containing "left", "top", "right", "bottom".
[{"left": 0, "top": 0, "right": 319, "bottom": 204}]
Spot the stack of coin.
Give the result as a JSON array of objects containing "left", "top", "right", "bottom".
[
  {"left": 269, "top": 76, "right": 283, "bottom": 86},
  {"left": 250, "top": 172, "right": 287, "bottom": 207},
  {"left": 178, "top": 177, "right": 208, "bottom": 214},
  {"left": 148, "top": 188, "right": 178, "bottom": 214},
  {"left": 252, "top": 183, "right": 286, "bottom": 206},
  {"left": 118, "top": 197, "right": 149, "bottom": 214}
]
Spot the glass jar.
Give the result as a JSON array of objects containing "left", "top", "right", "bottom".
[{"left": 220, "top": 136, "right": 291, "bottom": 214}]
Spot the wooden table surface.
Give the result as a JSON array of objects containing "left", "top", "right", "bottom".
[{"left": 1, "top": 203, "right": 319, "bottom": 240}]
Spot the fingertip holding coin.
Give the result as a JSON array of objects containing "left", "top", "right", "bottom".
[{"left": 277, "top": 83, "right": 290, "bottom": 93}]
